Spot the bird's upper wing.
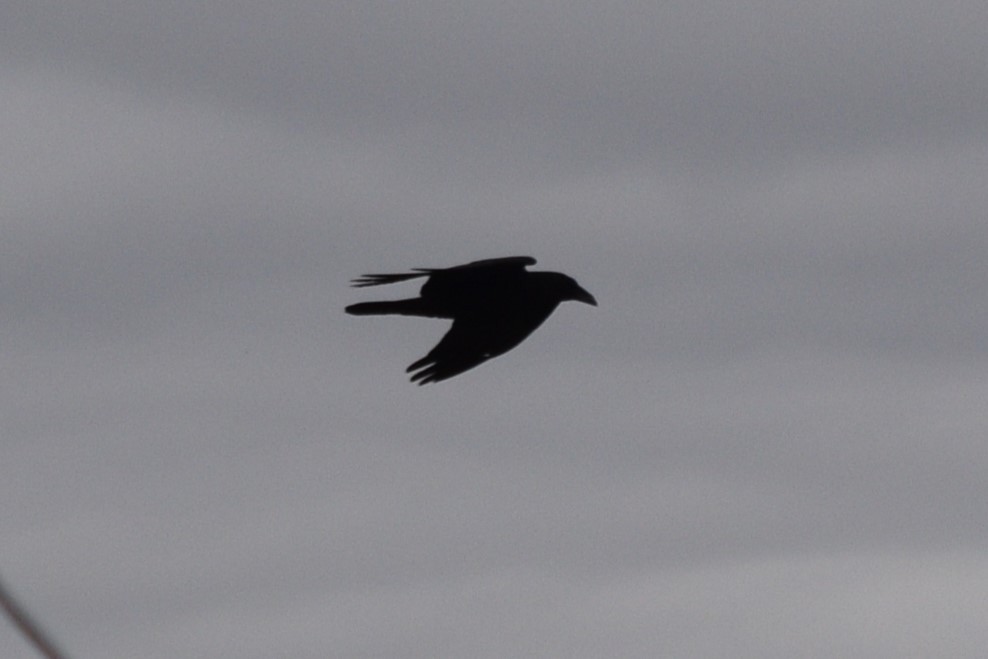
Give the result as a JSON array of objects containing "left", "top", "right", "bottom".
[
  {"left": 418, "top": 256, "right": 536, "bottom": 304},
  {"left": 350, "top": 271, "right": 427, "bottom": 288},
  {"left": 443, "top": 256, "right": 536, "bottom": 273},
  {"left": 351, "top": 256, "right": 535, "bottom": 288}
]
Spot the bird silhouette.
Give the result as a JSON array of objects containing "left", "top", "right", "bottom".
[{"left": 346, "top": 256, "right": 596, "bottom": 384}]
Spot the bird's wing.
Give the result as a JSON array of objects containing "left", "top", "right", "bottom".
[
  {"left": 351, "top": 256, "right": 534, "bottom": 288},
  {"left": 418, "top": 256, "right": 537, "bottom": 303},
  {"left": 445, "top": 256, "right": 536, "bottom": 272},
  {"left": 406, "top": 309, "right": 546, "bottom": 384},
  {"left": 350, "top": 271, "right": 428, "bottom": 287},
  {"left": 405, "top": 318, "right": 499, "bottom": 384}
]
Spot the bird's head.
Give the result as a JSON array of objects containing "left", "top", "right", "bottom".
[{"left": 547, "top": 273, "right": 597, "bottom": 306}]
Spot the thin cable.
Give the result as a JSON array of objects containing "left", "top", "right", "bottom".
[{"left": 0, "top": 573, "right": 70, "bottom": 659}]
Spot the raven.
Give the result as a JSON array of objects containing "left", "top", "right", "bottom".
[{"left": 346, "top": 256, "right": 596, "bottom": 384}]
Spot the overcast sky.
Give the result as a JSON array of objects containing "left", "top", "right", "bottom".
[{"left": 3, "top": 1, "right": 988, "bottom": 657}]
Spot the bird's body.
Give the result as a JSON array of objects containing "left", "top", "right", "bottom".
[{"left": 346, "top": 257, "right": 596, "bottom": 384}]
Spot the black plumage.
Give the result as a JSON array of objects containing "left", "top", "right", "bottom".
[{"left": 346, "top": 256, "right": 596, "bottom": 384}]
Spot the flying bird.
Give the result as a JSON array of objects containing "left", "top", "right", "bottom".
[{"left": 346, "top": 256, "right": 596, "bottom": 384}]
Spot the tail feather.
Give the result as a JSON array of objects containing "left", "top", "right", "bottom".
[{"left": 345, "top": 298, "right": 439, "bottom": 317}]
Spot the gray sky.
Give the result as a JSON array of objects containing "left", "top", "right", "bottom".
[{"left": 3, "top": 1, "right": 987, "bottom": 657}]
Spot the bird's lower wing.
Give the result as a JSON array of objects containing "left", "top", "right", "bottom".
[{"left": 406, "top": 319, "right": 503, "bottom": 384}]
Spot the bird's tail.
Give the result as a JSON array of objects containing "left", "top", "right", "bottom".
[{"left": 345, "top": 298, "right": 440, "bottom": 317}]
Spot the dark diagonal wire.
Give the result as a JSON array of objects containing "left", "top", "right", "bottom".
[{"left": 0, "top": 573, "right": 69, "bottom": 659}]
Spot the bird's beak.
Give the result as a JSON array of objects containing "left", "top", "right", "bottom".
[{"left": 573, "top": 286, "right": 597, "bottom": 306}]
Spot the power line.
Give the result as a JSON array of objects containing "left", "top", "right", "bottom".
[{"left": 0, "top": 573, "right": 70, "bottom": 659}]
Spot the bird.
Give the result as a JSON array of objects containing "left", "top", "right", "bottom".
[{"left": 346, "top": 256, "right": 596, "bottom": 384}]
